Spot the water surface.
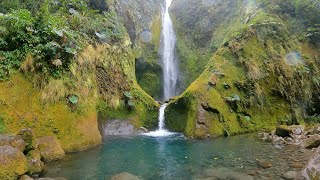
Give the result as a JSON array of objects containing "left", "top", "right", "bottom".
[{"left": 44, "top": 134, "right": 311, "bottom": 180}]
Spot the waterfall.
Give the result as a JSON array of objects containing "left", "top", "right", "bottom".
[
  {"left": 162, "top": 0, "right": 179, "bottom": 101},
  {"left": 158, "top": 104, "right": 167, "bottom": 130},
  {"left": 144, "top": 103, "right": 175, "bottom": 137},
  {"left": 144, "top": 0, "right": 177, "bottom": 137}
]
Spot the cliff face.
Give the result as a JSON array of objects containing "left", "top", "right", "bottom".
[
  {"left": 171, "top": 0, "right": 256, "bottom": 88},
  {"left": 166, "top": 0, "right": 320, "bottom": 138},
  {"left": 112, "top": 0, "right": 164, "bottom": 100}
]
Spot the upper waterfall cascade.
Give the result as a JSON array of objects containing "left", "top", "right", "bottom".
[{"left": 162, "top": 0, "right": 179, "bottom": 101}]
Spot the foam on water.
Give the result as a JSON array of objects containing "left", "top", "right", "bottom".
[{"left": 144, "top": 104, "right": 177, "bottom": 137}]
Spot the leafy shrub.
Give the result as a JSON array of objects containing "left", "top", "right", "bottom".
[{"left": 0, "top": 0, "right": 127, "bottom": 80}]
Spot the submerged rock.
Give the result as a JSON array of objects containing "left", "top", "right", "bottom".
[
  {"left": 282, "top": 171, "right": 298, "bottom": 180},
  {"left": 37, "top": 136, "right": 65, "bottom": 162},
  {"left": 110, "top": 172, "right": 142, "bottom": 180},
  {"left": 202, "top": 167, "right": 254, "bottom": 180},
  {"left": 0, "top": 145, "right": 28, "bottom": 179},
  {"left": 256, "top": 159, "right": 272, "bottom": 169}
]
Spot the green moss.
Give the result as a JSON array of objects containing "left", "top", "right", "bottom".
[
  {"left": 135, "top": 61, "right": 162, "bottom": 99},
  {"left": 0, "top": 116, "right": 5, "bottom": 134},
  {"left": 151, "top": 16, "right": 162, "bottom": 50},
  {"left": 166, "top": 8, "right": 320, "bottom": 138}
]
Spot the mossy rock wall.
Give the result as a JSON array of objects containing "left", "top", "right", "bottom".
[
  {"left": 166, "top": 4, "right": 320, "bottom": 138},
  {"left": 113, "top": 0, "right": 164, "bottom": 99},
  {"left": 170, "top": 0, "right": 254, "bottom": 91},
  {"left": 93, "top": 40, "right": 160, "bottom": 130},
  {"left": 0, "top": 38, "right": 160, "bottom": 150}
]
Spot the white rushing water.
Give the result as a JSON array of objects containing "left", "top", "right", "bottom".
[
  {"left": 144, "top": 104, "right": 176, "bottom": 137},
  {"left": 144, "top": 0, "right": 178, "bottom": 137},
  {"left": 162, "top": 0, "right": 179, "bottom": 101}
]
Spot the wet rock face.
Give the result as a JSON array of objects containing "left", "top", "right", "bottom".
[
  {"left": 171, "top": 0, "right": 238, "bottom": 48},
  {"left": 114, "top": 0, "right": 163, "bottom": 44},
  {"left": 37, "top": 136, "right": 65, "bottom": 162},
  {"left": 101, "top": 120, "right": 147, "bottom": 136},
  {"left": 0, "top": 145, "right": 28, "bottom": 179}
]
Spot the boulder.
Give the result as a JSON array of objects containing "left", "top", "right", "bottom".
[
  {"left": 302, "top": 134, "right": 320, "bottom": 149},
  {"left": 27, "top": 158, "right": 44, "bottom": 175},
  {"left": 37, "top": 136, "right": 65, "bottom": 162},
  {"left": 27, "top": 149, "right": 41, "bottom": 160},
  {"left": 0, "top": 145, "right": 28, "bottom": 180},
  {"left": 16, "top": 128, "right": 37, "bottom": 152},
  {"left": 138, "top": 127, "right": 149, "bottom": 133},
  {"left": 20, "top": 175, "right": 34, "bottom": 180},
  {"left": 258, "top": 132, "right": 271, "bottom": 141},
  {"left": 272, "top": 136, "right": 285, "bottom": 146},
  {"left": 275, "top": 126, "right": 292, "bottom": 137},
  {"left": 282, "top": 171, "right": 298, "bottom": 180},
  {"left": 38, "top": 178, "right": 66, "bottom": 180},
  {"left": 300, "top": 147, "right": 320, "bottom": 179},
  {"left": 110, "top": 172, "right": 142, "bottom": 180},
  {"left": 0, "top": 135, "right": 26, "bottom": 152},
  {"left": 291, "top": 125, "right": 304, "bottom": 135},
  {"left": 256, "top": 159, "right": 272, "bottom": 169}
]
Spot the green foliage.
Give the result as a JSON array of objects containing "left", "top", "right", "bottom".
[
  {"left": 258, "top": 0, "right": 320, "bottom": 43},
  {"left": 305, "top": 116, "right": 320, "bottom": 124},
  {"left": 0, "top": 0, "right": 127, "bottom": 80},
  {"left": 68, "top": 95, "right": 79, "bottom": 104}
]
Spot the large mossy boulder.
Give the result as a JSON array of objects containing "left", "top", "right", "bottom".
[
  {"left": 16, "top": 128, "right": 37, "bottom": 152},
  {"left": 27, "top": 158, "right": 44, "bottom": 175},
  {"left": 37, "top": 136, "right": 65, "bottom": 162},
  {"left": 0, "top": 135, "right": 26, "bottom": 152},
  {"left": 0, "top": 145, "right": 28, "bottom": 180}
]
